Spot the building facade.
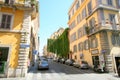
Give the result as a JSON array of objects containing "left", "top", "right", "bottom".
[
  {"left": 68, "top": 0, "right": 120, "bottom": 73},
  {"left": 0, "top": 0, "right": 39, "bottom": 77}
]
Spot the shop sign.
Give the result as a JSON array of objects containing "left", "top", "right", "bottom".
[{"left": 91, "top": 49, "right": 99, "bottom": 55}]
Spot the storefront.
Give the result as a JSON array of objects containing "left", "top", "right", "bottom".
[{"left": 110, "top": 47, "right": 120, "bottom": 76}]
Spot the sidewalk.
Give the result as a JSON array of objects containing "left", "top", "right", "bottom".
[{"left": 0, "top": 62, "right": 38, "bottom": 80}]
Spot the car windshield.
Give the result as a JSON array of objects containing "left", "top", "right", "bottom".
[{"left": 41, "top": 61, "right": 48, "bottom": 64}]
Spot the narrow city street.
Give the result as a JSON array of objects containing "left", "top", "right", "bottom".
[{"left": 0, "top": 60, "right": 119, "bottom": 80}]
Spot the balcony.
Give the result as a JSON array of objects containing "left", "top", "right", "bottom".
[
  {"left": 87, "top": 0, "right": 119, "bottom": 19},
  {"left": 86, "top": 20, "right": 120, "bottom": 35},
  {"left": 0, "top": 0, "right": 38, "bottom": 10}
]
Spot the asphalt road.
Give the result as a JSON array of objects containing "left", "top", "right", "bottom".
[
  {"left": 28, "top": 60, "right": 119, "bottom": 80},
  {"left": 0, "top": 60, "right": 119, "bottom": 80}
]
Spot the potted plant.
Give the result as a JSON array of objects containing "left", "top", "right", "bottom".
[{"left": 31, "top": 0, "right": 36, "bottom": 7}]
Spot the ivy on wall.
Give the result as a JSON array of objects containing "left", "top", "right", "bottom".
[{"left": 47, "top": 28, "right": 69, "bottom": 58}]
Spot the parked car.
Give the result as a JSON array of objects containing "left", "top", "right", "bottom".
[
  {"left": 60, "top": 58, "right": 67, "bottom": 64},
  {"left": 80, "top": 61, "right": 89, "bottom": 69},
  {"left": 73, "top": 62, "right": 80, "bottom": 68},
  {"left": 57, "top": 58, "right": 62, "bottom": 62},
  {"left": 53, "top": 58, "right": 57, "bottom": 62},
  {"left": 38, "top": 60, "right": 49, "bottom": 70},
  {"left": 65, "top": 59, "right": 75, "bottom": 66}
]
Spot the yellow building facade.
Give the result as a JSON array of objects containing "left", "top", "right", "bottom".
[
  {"left": 0, "top": 0, "right": 39, "bottom": 77},
  {"left": 68, "top": 0, "right": 120, "bottom": 73}
]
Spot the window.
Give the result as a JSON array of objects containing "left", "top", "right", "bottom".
[
  {"left": 69, "top": 20, "right": 76, "bottom": 29},
  {"left": 118, "top": 0, "right": 120, "bottom": 7},
  {"left": 70, "top": 32, "right": 76, "bottom": 42},
  {"left": 78, "top": 42, "right": 83, "bottom": 51},
  {"left": 78, "top": 28, "right": 82, "bottom": 38},
  {"left": 77, "top": 14, "right": 81, "bottom": 24},
  {"left": 111, "top": 33, "right": 120, "bottom": 46},
  {"left": 89, "top": 17, "right": 95, "bottom": 27},
  {"left": 5, "top": 0, "right": 14, "bottom": 4},
  {"left": 81, "top": 0, "right": 84, "bottom": 3},
  {"left": 83, "top": 24, "right": 87, "bottom": 35},
  {"left": 82, "top": 8, "right": 86, "bottom": 19},
  {"left": 69, "top": 15, "right": 71, "bottom": 20},
  {"left": 89, "top": 18, "right": 95, "bottom": 33},
  {"left": 109, "top": 14, "right": 115, "bottom": 22},
  {"left": 107, "top": 0, "right": 112, "bottom": 6},
  {"left": 87, "top": 1, "right": 92, "bottom": 15},
  {"left": 76, "top": 1, "right": 79, "bottom": 10},
  {"left": 72, "top": 9, "right": 74, "bottom": 15},
  {"left": 73, "top": 45, "right": 77, "bottom": 52},
  {"left": 91, "top": 37, "right": 98, "bottom": 48},
  {"left": 0, "top": 14, "right": 12, "bottom": 29},
  {"left": 84, "top": 40, "right": 89, "bottom": 50}
]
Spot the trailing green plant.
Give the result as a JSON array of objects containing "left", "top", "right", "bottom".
[
  {"left": 47, "top": 28, "right": 69, "bottom": 58},
  {"left": 85, "top": 26, "right": 91, "bottom": 35}
]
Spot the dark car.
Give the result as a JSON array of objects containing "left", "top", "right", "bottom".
[
  {"left": 38, "top": 60, "right": 49, "bottom": 70},
  {"left": 80, "top": 61, "right": 89, "bottom": 69},
  {"left": 65, "top": 59, "right": 75, "bottom": 66}
]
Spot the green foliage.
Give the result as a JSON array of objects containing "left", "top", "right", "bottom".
[{"left": 47, "top": 28, "right": 69, "bottom": 58}]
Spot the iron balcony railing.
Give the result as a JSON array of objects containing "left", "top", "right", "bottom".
[
  {"left": 88, "top": 20, "right": 120, "bottom": 35},
  {"left": 0, "top": 0, "right": 37, "bottom": 8}
]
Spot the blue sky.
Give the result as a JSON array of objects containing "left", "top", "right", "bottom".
[{"left": 39, "top": 0, "right": 73, "bottom": 54}]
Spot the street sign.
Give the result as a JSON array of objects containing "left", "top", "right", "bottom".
[
  {"left": 33, "top": 50, "right": 38, "bottom": 55},
  {"left": 20, "top": 44, "right": 30, "bottom": 48}
]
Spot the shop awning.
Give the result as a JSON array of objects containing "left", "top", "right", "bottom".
[{"left": 110, "top": 47, "right": 120, "bottom": 57}]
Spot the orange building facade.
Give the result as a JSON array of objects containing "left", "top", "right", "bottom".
[{"left": 68, "top": 0, "right": 120, "bottom": 73}]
